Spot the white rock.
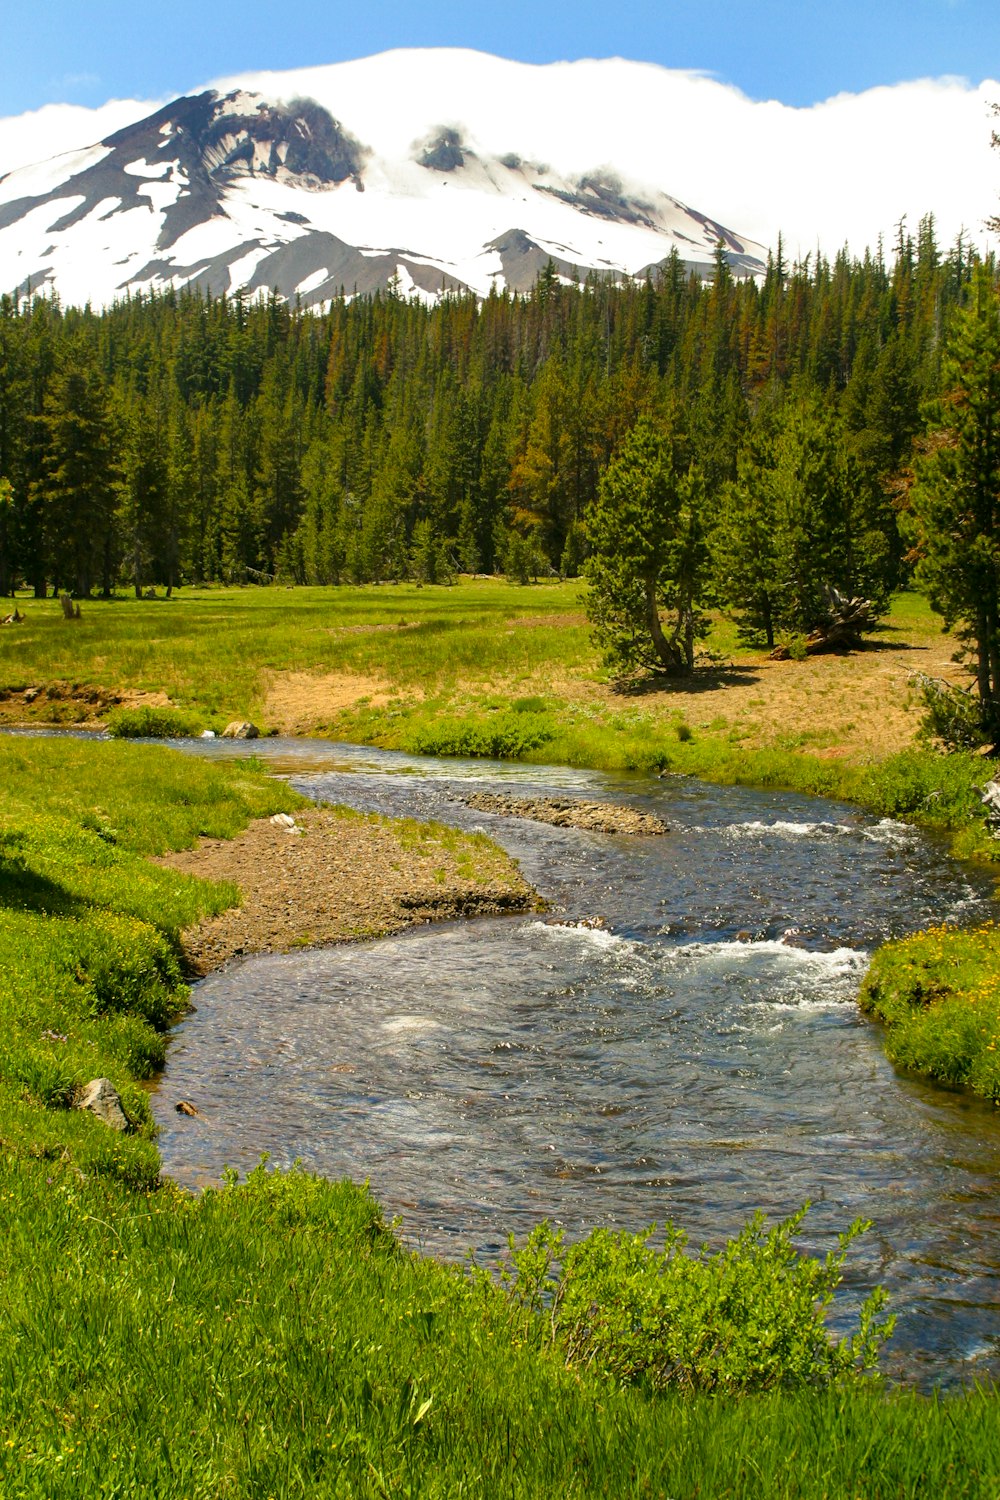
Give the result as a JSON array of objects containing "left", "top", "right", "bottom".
[{"left": 76, "top": 1077, "right": 131, "bottom": 1132}]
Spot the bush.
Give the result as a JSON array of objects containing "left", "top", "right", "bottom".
[
  {"left": 491, "top": 1205, "right": 894, "bottom": 1394},
  {"left": 915, "top": 674, "right": 989, "bottom": 752},
  {"left": 106, "top": 706, "right": 204, "bottom": 739}
]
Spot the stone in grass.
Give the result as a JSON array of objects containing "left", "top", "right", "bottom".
[
  {"left": 76, "top": 1077, "right": 131, "bottom": 1132},
  {"left": 221, "top": 721, "right": 260, "bottom": 740}
]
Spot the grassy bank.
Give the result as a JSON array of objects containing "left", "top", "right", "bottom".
[
  {"left": 1, "top": 735, "right": 999, "bottom": 1496},
  {"left": 859, "top": 924, "right": 1000, "bottom": 1102}
]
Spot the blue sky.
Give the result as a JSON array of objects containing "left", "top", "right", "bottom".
[{"left": 14, "top": 0, "right": 1000, "bottom": 115}]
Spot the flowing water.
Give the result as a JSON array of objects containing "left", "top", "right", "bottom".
[{"left": 152, "top": 738, "right": 1000, "bottom": 1387}]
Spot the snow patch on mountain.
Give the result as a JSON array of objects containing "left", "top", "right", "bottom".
[{"left": 0, "top": 51, "right": 772, "bottom": 308}]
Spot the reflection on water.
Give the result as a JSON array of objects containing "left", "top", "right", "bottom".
[{"left": 154, "top": 739, "right": 1000, "bottom": 1387}]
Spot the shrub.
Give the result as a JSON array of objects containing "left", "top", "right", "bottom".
[
  {"left": 915, "top": 674, "right": 989, "bottom": 752},
  {"left": 491, "top": 1204, "right": 894, "bottom": 1394},
  {"left": 106, "top": 706, "right": 204, "bottom": 739}
]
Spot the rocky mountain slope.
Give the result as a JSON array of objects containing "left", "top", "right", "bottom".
[{"left": 0, "top": 51, "right": 768, "bottom": 307}]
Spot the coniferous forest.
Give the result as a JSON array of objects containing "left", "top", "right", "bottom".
[{"left": 0, "top": 219, "right": 989, "bottom": 653}]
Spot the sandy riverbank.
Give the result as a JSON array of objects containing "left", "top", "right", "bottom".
[{"left": 154, "top": 803, "right": 539, "bottom": 974}]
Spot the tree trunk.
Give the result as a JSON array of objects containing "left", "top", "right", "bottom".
[
  {"left": 644, "top": 580, "right": 684, "bottom": 674},
  {"left": 762, "top": 595, "right": 774, "bottom": 651}
]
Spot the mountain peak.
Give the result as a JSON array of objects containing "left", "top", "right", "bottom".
[{"left": 0, "top": 54, "right": 767, "bottom": 309}]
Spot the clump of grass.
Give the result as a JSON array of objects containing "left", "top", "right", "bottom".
[
  {"left": 106, "top": 705, "right": 205, "bottom": 738},
  {"left": 860, "top": 922, "right": 1000, "bottom": 1099},
  {"left": 402, "top": 709, "right": 555, "bottom": 760}
]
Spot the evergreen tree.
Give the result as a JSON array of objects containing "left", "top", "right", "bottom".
[
  {"left": 0, "top": 478, "right": 13, "bottom": 597},
  {"left": 907, "top": 267, "right": 1000, "bottom": 744},
  {"left": 586, "top": 417, "right": 710, "bottom": 675},
  {"left": 33, "top": 358, "right": 117, "bottom": 597}
]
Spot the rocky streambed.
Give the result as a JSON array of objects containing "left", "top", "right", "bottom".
[{"left": 464, "top": 792, "right": 668, "bottom": 835}]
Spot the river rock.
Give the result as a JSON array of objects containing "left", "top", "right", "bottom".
[
  {"left": 76, "top": 1077, "right": 131, "bottom": 1131},
  {"left": 464, "top": 792, "right": 668, "bottom": 836},
  {"left": 221, "top": 720, "right": 260, "bottom": 740},
  {"left": 982, "top": 780, "right": 1000, "bottom": 835}
]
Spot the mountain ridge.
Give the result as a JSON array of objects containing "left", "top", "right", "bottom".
[{"left": 0, "top": 52, "right": 767, "bottom": 307}]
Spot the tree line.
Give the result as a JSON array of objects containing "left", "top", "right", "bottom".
[{"left": 0, "top": 218, "right": 986, "bottom": 644}]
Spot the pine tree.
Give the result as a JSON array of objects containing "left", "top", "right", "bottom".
[
  {"left": 33, "top": 357, "right": 117, "bottom": 597},
  {"left": 907, "top": 266, "right": 1000, "bottom": 744},
  {"left": 586, "top": 417, "right": 709, "bottom": 675}
]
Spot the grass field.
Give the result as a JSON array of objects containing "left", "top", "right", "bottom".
[
  {"left": 2, "top": 735, "right": 1000, "bottom": 1498},
  {"left": 0, "top": 580, "right": 963, "bottom": 763}
]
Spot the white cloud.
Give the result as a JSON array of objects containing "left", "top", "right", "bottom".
[
  {"left": 0, "top": 97, "right": 161, "bottom": 179},
  {"left": 213, "top": 51, "right": 1000, "bottom": 258},
  {"left": 1, "top": 52, "right": 997, "bottom": 260}
]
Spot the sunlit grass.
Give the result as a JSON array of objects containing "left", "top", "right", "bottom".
[{"left": 860, "top": 922, "right": 1000, "bottom": 1100}]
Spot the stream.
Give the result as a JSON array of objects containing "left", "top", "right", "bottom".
[{"left": 152, "top": 737, "right": 1000, "bottom": 1387}]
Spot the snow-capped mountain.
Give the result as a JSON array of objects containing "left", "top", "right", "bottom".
[{"left": 0, "top": 51, "right": 768, "bottom": 308}]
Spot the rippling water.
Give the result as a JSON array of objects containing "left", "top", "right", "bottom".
[{"left": 153, "top": 738, "right": 1000, "bottom": 1387}]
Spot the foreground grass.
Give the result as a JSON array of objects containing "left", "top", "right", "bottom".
[
  {"left": 1, "top": 737, "right": 999, "bottom": 1495},
  {"left": 1, "top": 1157, "right": 998, "bottom": 1500}
]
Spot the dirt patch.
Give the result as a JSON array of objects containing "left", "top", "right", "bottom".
[
  {"left": 507, "top": 613, "right": 587, "bottom": 630},
  {"left": 465, "top": 793, "right": 668, "bottom": 836},
  {"left": 633, "top": 639, "right": 963, "bottom": 759},
  {"left": 153, "top": 805, "right": 537, "bottom": 974},
  {"left": 263, "top": 670, "right": 408, "bottom": 734},
  {"left": 0, "top": 682, "right": 170, "bottom": 727},
  {"left": 324, "top": 621, "right": 422, "bottom": 637}
]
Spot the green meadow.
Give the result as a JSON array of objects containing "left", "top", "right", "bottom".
[{"left": 3, "top": 597, "right": 1000, "bottom": 1494}]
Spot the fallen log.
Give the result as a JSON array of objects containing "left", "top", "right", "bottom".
[{"left": 770, "top": 587, "right": 878, "bottom": 659}]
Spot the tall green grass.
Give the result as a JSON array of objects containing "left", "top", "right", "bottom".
[
  {"left": 0, "top": 581, "right": 592, "bottom": 721},
  {"left": 1, "top": 1157, "right": 999, "bottom": 1498}
]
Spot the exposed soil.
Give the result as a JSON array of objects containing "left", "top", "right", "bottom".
[
  {"left": 465, "top": 792, "right": 668, "bottom": 836},
  {"left": 153, "top": 804, "right": 537, "bottom": 974},
  {"left": 507, "top": 612, "right": 587, "bottom": 630},
  {"left": 0, "top": 681, "right": 170, "bottom": 727},
  {"left": 262, "top": 669, "right": 410, "bottom": 734},
  {"left": 463, "top": 631, "right": 964, "bottom": 762}
]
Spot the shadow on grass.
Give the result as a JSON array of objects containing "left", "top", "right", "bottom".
[
  {"left": 857, "top": 635, "right": 934, "bottom": 653},
  {"left": 612, "top": 665, "right": 761, "bottom": 698},
  {"left": 0, "top": 848, "right": 88, "bottom": 918}
]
